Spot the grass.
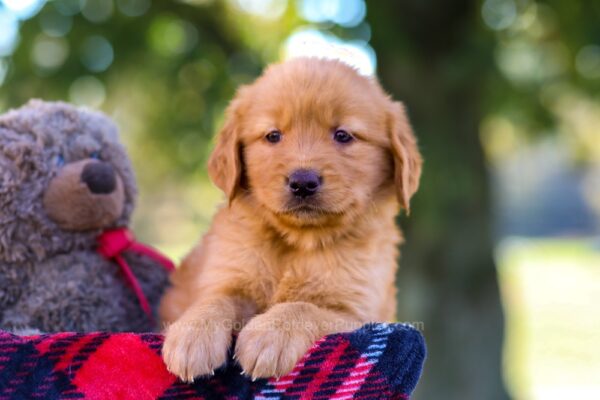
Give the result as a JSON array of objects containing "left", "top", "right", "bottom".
[{"left": 497, "top": 237, "right": 600, "bottom": 400}]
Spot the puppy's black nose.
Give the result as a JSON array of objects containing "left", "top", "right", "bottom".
[
  {"left": 81, "top": 162, "right": 117, "bottom": 194},
  {"left": 288, "top": 169, "right": 321, "bottom": 198}
]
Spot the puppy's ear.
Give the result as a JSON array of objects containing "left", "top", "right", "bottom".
[
  {"left": 387, "top": 101, "right": 422, "bottom": 214},
  {"left": 208, "top": 100, "right": 243, "bottom": 202}
]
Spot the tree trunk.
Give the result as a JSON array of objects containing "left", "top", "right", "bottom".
[{"left": 368, "top": 1, "right": 510, "bottom": 398}]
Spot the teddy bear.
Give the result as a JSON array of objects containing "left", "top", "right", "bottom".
[{"left": 0, "top": 100, "right": 172, "bottom": 333}]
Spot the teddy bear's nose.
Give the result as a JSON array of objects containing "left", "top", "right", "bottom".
[{"left": 81, "top": 162, "right": 117, "bottom": 194}]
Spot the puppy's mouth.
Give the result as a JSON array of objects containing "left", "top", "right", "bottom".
[
  {"left": 282, "top": 204, "right": 326, "bottom": 216},
  {"left": 278, "top": 198, "right": 342, "bottom": 218}
]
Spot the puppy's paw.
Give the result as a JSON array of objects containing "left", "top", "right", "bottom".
[
  {"left": 234, "top": 313, "right": 316, "bottom": 379},
  {"left": 162, "top": 317, "right": 232, "bottom": 382}
]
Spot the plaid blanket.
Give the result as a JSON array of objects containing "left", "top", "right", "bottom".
[{"left": 0, "top": 323, "right": 425, "bottom": 399}]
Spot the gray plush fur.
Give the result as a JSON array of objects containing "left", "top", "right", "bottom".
[{"left": 0, "top": 100, "right": 170, "bottom": 332}]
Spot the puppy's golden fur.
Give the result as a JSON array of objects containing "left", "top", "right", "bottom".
[{"left": 160, "top": 57, "right": 422, "bottom": 381}]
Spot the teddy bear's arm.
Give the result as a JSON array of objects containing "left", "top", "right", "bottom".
[
  {"left": 122, "top": 252, "right": 171, "bottom": 328},
  {"left": 0, "top": 262, "right": 36, "bottom": 332}
]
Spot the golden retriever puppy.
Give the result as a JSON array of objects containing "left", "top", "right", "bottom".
[{"left": 160, "top": 57, "right": 422, "bottom": 382}]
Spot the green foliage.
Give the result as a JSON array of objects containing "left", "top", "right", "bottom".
[{"left": 1, "top": 1, "right": 289, "bottom": 254}]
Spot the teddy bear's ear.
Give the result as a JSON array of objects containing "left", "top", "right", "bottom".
[{"left": 207, "top": 99, "right": 244, "bottom": 202}]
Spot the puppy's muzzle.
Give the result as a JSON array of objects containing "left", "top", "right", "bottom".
[
  {"left": 43, "top": 159, "right": 125, "bottom": 231},
  {"left": 288, "top": 169, "right": 321, "bottom": 199}
]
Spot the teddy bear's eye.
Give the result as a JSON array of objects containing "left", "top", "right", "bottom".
[
  {"left": 90, "top": 151, "right": 101, "bottom": 160},
  {"left": 55, "top": 154, "right": 65, "bottom": 167}
]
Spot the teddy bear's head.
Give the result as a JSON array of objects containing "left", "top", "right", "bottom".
[{"left": 0, "top": 100, "right": 137, "bottom": 263}]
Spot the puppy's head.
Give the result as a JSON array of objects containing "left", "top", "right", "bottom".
[{"left": 208, "top": 57, "right": 422, "bottom": 230}]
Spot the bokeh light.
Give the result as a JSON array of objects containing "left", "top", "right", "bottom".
[
  {"left": 496, "top": 40, "right": 568, "bottom": 85},
  {"left": 69, "top": 75, "right": 106, "bottom": 107},
  {"left": 81, "top": 0, "right": 114, "bottom": 23},
  {"left": 298, "top": 0, "right": 366, "bottom": 28},
  {"left": 39, "top": 7, "right": 73, "bottom": 37},
  {"left": 148, "top": 15, "right": 198, "bottom": 57},
  {"left": 230, "top": 0, "right": 287, "bottom": 20},
  {"left": 80, "top": 35, "right": 114, "bottom": 72},
  {"left": 54, "top": 0, "right": 81, "bottom": 16},
  {"left": 0, "top": 9, "right": 19, "bottom": 56},
  {"left": 576, "top": 45, "right": 600, "bottom": 80},
  {"left": 1, "top": 0, "right": 45, "bottom": 20},
  {"left": 482, "top": 0, "right": 517, "bottom": 30},
  {"left": 117, "top": 0, "right": 151, "bottom": 17},
  {"left": 284, "top": 28, "right": 376, "bottom": 75},
  {"left": 31, "top": 34, "right": 69, "bottom": 72}
]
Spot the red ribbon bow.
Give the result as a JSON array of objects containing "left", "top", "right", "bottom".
[{"left": 97, "top": 228, "right": 175, "bottom": 321}]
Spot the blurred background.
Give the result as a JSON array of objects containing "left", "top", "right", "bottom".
[{"left": 1, "top": 0, "right": 599, "bottom": 398}]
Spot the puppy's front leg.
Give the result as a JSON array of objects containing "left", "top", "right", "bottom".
[
  {"left": 235, "top": 302, "right": 360, "bottom": 379},
  {"left": 162, "top": 296, "right": 250, "bottom": 382}
]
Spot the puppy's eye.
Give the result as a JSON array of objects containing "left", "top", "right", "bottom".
[
  {"left": 90, "top": 151, "right": 101, "bottom": 160},
  {"left": 55, "top": 154, "right": 65, "bottom": 167},
  {"left": 265, "top": 130, "right": 282, "bottom": 143},
  {"left": 333, "top": 129, "right": 354, "bottom": 144}
]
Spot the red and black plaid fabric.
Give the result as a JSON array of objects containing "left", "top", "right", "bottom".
[{"left": 0, "top": 323, "right": 425, "bottom": 399}]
